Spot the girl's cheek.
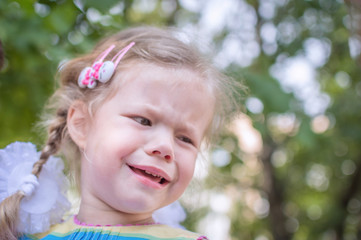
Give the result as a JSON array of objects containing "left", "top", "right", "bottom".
[{"left": 182, "top": 157, "right": 197, "bottom": 183}]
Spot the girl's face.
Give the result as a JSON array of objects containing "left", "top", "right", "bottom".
[{"left": 77, "top": 63, "right": 215, "bottom": 224}]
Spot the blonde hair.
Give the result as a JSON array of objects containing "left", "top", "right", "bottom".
[{"left": 0, "top": 26, "right": 243, "bottom": 239}]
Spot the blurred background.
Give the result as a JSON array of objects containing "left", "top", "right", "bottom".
[{"left": 0, "top": 0, "right": 361, "bottom": 239}]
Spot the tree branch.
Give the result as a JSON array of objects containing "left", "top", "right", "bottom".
[
  {"left": 335, "top": 156, "right": 361, "bottom": 240},
  {"left": 261, "top": 139, "right": 293, "bottom": 240}
]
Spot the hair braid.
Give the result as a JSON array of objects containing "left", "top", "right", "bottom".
[
  {"left": 0, "top": 109, "right": 67, "bottom": 239},
  {"left": 32, "top": 109, "right": 67, "bottom": 177}
]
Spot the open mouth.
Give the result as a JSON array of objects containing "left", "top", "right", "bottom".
[{"left": 128, "top": 165, "right": 169, "bottom": 185}]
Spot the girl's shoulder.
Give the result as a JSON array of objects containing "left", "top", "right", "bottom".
[{"left": 20, "top": 215, "right": 208, "bottom": 240}]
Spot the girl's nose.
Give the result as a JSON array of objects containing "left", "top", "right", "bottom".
[
  {"left": 145, "top": 131, "right": 174, "bottom": 161},
  {"left": 151, "top": 149, "right": 172, "bottom": 161}
]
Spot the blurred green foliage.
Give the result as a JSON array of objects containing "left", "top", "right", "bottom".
[{"left": 1, "top": 0, "right": 361, "bottom": 240}]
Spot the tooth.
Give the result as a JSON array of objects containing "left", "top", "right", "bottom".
[{"left": 145, "top": 170, "right": 161, "bottom": 178}]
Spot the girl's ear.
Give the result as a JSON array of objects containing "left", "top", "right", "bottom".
[{"left": 67, "top": 101, "right": 90, "bottom": 150}]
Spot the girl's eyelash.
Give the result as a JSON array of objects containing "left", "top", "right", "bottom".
[
  {"left": 132, "top": 116, "right": 152, "bottom": 126},
  {"left": 179, "top": 136, "right": 194, "bottom": 145}
]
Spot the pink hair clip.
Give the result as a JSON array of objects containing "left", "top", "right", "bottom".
[{"left": 78, "top": 42, "right": 135, "bottom": 88}]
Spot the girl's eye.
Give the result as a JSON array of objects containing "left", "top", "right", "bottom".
[
  {"left": 178, "top": 136, "right": 194, "bottom": 145},
  {"left": 133, "top": 117, "right": 152, "bottom": 126}
]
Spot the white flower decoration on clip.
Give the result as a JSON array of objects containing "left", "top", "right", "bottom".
[{"left": 0, "top": 142, "right": 70, "bottom": 234}]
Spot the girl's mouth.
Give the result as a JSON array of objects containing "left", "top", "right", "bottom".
[{"left": 128, "top": 164, "right": 170, "bottom": 187}]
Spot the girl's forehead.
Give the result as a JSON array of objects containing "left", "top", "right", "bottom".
[
  {"left": 105, "top": 62, "right": 215, "bottom": 113},
  {"left": 113, "top": 62, "right": 213, "bottom": 94}
]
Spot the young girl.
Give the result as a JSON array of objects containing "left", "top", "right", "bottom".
[{"left": 0, "top": 26, "right": 242, "bottom": 240}]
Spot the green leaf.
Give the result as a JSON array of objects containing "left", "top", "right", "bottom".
[
  {"left": 82, "top": 0, "right": 119, "bottom": 13},
  {"left": 45, "top": 1, "right": 79, "bottom": 34}
]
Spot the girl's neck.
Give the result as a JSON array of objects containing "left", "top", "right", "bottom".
[{"left": 77, "top": 204, "right": 155, "bottom": 226}]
